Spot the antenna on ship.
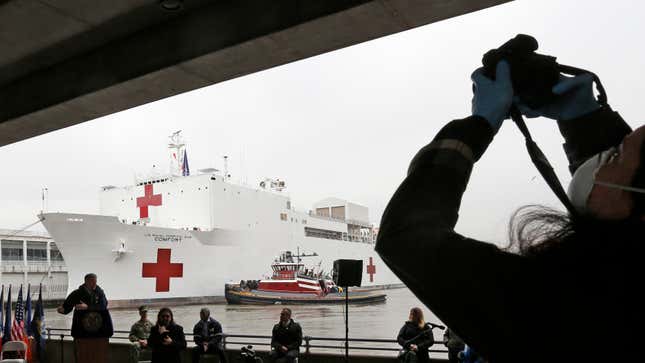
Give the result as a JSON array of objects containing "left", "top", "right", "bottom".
[
  {"left": 168, "top": 130, "right": 187, "bottom": 177},
  {"left": 40, "top": 187, "right": 48, "bottom": 214},
  {"left": 223, "top": 155, "right": 229, "bottom": 182},
  {"left": 293, "top": 247, "right": 318, "bottom": 263}
]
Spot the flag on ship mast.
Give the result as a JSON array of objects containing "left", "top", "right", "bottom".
[
  {"left": 2, "top": 285, "right": 11, "bottom": 345},
  {"left": 182, "top": 149, "right": 190, "bottom": 176}
]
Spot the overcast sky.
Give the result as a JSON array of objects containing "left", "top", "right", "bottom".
[{"left": 1, "top": 0, "right": 642, "bottom": 244}]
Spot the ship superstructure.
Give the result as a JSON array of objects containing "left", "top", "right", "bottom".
[{"left": 40, "top": 132, "right": 400, "bottom": 306}]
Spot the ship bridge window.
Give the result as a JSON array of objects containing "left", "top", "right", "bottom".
[{"left": 304, "top": 227, "right": 343, "bottom": 241}]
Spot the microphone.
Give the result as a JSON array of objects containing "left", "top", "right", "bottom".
[{"left": 428, "top": 322, "right": 446, "bottom": 330}]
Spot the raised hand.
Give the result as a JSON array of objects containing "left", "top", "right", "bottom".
[
  {"left": 515, "top": 73, "right": 600, "bottom": 121},
  {"left": 471, "top": 60, "right": 514, "bottom": 131}
]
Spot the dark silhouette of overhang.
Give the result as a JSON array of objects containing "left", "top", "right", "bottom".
[{"left": 0, "top": 0, "right": 511, "bottom": 146}]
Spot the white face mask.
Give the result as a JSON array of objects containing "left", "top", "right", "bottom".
[{"left": 568, "top": 146, "right": 645, "bottom": 214}]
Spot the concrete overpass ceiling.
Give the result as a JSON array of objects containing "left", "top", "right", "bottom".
[{"left": 0, "top": 0, "right": 511, "bottom": 147}]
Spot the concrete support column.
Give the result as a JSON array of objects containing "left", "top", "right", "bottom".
[{"left": 47, "top": 241, "right": 52, "bottom": 278}]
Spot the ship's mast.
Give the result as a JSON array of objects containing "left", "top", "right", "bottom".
[
  {"left": 293, "top": 247, "right": 318, "bottom": 263},
  {"left": 223, "top": 155, "right": 229, "bottom": 182},
  {"left": 168, "top": 130, "right": 186, "bottom": 177}
]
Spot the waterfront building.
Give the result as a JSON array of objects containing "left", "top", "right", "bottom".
[{"left": 0, "top": 228, "right": 67, "bottom": 301}]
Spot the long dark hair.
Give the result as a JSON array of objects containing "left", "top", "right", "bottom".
[
  {"left": 507, "top": 204, "right": 643, "bottom": 257},
  {"left": 157, "top": 307, "right": 174, "bottom": 325},
  {"left": 506, "top": 205, "right": 575, "bottom": 256},
  {"left": 409, "top": 307, "right": 425, "bottom": 329}
]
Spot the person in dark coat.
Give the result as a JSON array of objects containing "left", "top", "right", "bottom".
[
  {"left": 148, "top": 307, "right": 187, "bottom": 363},
  {"left": 443, "top": 328, "right": 465, "bottom": 363},
  {"left": 192, "top": 307, "right": 227, "bottom": 363},
  {"left": 397, "top": 307, "right": 434, "bottom": 363},
  {"left": 269, "top": 308, "right": 302, "bottom": 363},
  {"left": 375, "top": 59, "right": 645, "bottom": 363},
  {"left": 56, "top": 273, "right": 113, "bottom": 363}
]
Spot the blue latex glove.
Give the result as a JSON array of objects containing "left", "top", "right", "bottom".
[
  {"left": 471, "top": 61, "right": 513, "bottom": 131},
  {"left": 515, "top": 73, "right": 600, "bottom": 121}
]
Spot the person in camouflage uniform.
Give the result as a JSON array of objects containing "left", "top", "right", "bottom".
[{"left": 129, "top": 305, "right": 153, "bottom": 363}]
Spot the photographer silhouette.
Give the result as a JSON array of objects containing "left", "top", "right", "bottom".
[{"left": 376, "top": 35, "right": 644, "bottom": 363}]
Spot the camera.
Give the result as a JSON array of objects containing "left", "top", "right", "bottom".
[{"left": 482, "top": 34, "right": 560, "bottom": 109}]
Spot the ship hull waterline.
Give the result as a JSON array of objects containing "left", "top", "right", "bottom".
[
  {"left": 41, "top": 212, "right": 401, "bottom": 308},
  {"left": 225, "top": 287, "right": 387, "bottom": 305}
]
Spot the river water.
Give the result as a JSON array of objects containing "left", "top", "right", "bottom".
[{"left": 45, "top": 288, "right": 447, "bottom": 357}]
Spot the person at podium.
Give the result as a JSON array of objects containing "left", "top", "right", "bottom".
[{"left": 57, "top": 273, "right": 114, "bottom": 363}]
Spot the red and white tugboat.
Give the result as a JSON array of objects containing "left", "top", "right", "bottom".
[{"left": 225, "top": 251, "right": 386, "bottom": 305}]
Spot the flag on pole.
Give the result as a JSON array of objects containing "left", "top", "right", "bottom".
[
  {"left": 2, "top": 285, "right": 11, "bottom": 345},
  {"left": 0, "top": 285, "right": 4, "bottom": 353},
  {"left": 32, "top": 284, "right": 47, "bottom": 363},
  {"left": 25, "top": 284, "right": 32, "bottom": 337},
  {"left": 11, "top": 285, "right": 30, "bottom": 360},
  {"left": 10, "top": 285, "right": 26, "bottom": 342},
  {"left": 0, "top": 285, "right": 4, "bottom": 341},
  {"left": 2, "top": 285, "right": 11, "bottom": 344},
  {"left": 182, "top": 149, "right": 190, "bottom": 176},
  {"left": 24, "top": 284, "right": 33, "bottom": 362}
]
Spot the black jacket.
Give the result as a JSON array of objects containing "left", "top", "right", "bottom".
[
  {"left": 271, "top": 319, "right": 303, "bottom": 352},
  {"left": 193, "top": 317, "right": 223, "bottom": 348},
  {"left": 397, "top": 321, "right": 434, "bottom": 362},
  {"left": 61, "top": 284, "right": 113, "bottom": 338},
  {"left": 443, "top": 328, "right": 464, "bottom": 352},
  {"left": 148, "top": 322, "right": 187, "bottom": 363},
  {"left": 376, "top": 107, "right": 639, "bottom": 362}
]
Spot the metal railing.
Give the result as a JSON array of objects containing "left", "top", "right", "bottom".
[
  {"left": 0, "top": 262, "right": 67, "bottom": 272},
  {"left": 45, "top": 327, "right": 449, "bottom": 357}
]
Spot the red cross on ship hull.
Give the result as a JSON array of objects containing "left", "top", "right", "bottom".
[
  {"left": 367, "top": 257, "right": 376, "bottom": 282},
  {"left": 142, "top": 248, "right": 183, "bottom": 292}
]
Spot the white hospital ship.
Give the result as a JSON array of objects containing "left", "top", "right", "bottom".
[{"left": 40, "top": 132, "right": 400, "bottom": 307}]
